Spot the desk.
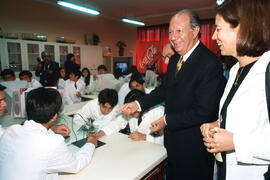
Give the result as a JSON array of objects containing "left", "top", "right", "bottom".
[
  {"left": 62, "top": 101, "right": 89, "bottom": 116},
  {"left": 81, "top": 94, "right": 98, "bottom": 100},
  {"left": 59, "top": 133, "right": 167, "bottom": 180}
]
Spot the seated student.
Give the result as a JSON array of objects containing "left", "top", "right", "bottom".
[
  {"left": 81, "top": 67, "right": 95, "bottom": 94},
  {"left": 0, "top": 87, "right": 97, "bottom": 180},
  {"left": 57, "top": 67, "right": 67, "bottom": 89},
  {"left": 129, "top": 73, "right": 153, "bottom": 94},
  {"left": 74, "top": 88, "right": 119, "bottom": 139},
  {"left": 19, "top": 70, "right": 42, "bottom": 89},
  {"left": 1, "top": 69, "right": 16, "bottom": 81},
  {"left": 0, "top": 84, "right": 7, "bottom": 136},
  {"left": 64, "top": 70, "right": 85, "bottom": 105},
  {"left": 119, "top": 89, "right": 164, "bottom": 145}
]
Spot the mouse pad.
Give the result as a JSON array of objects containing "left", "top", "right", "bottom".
[{"left": 72, "top": 138, "right": 106, "bottom": 148}]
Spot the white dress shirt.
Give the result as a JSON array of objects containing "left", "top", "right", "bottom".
[
  {"left": 64, "top": 79, "right": 85, "bottom": 105},
  {"left": 0, "top": 120, "right": 95, "bottom": 180},
  {"left": 73, "top": 98, "right": 120, "bottom": 135}
]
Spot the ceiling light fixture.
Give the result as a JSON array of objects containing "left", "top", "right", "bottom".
[
  {"left": 121, "top": 18, "right": 145, "bottom": 26},
  {"left": 57, "top": 0, "right": 100, "bottom": 16}
]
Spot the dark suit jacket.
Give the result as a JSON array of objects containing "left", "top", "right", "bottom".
[
  {"left": 138, "top": 42, "right": 226, "bottom": 179},
  {"left": 35, "top": 60, "right": 59, "bottom": 86}
]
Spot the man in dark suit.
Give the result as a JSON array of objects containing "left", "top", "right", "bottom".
[
  {"left": 35, "top": 50, "right": 59, "bottom": 86},
  {"left": 119, "top": 9, "right": 225, "bottom": 179}
]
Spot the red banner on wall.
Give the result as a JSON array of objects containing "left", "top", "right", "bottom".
[{"left": 137, "top": 42, "right": 162, "bottom": 73}]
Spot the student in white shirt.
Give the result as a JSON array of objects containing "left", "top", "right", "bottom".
[
  {"left": 129, "top": 73, "right": 153, "bottom": 94},
  {"left": 57, "top": 67, "right": 66, "bottom": 89},
  {"left": 19, "top": 70, "right": 42, "bottom": 89},
  {"left": 74, "top": 88, "right": 119, "bottom": 139},
  {"left": 0, "top": 87, "right": 97, "bottom": 180},
  {"left": 119, "top": 89, "right": 164, "bottom": 145},
  {"left": 64, "top": 70, "right": 85, "bottom": 105},
  {"left": 0, "top": 84, "right": 7, "bottom": 136}
]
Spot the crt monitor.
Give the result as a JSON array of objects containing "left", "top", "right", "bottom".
[
  {"left": 114, "top": 62, "right": 128, "bottom": 73},
  {"left": 0, "top": 80, "right": 27, "bottom": 116}
]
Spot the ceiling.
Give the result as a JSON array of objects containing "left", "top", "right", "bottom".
[{"left": 35, "top": 0, "right": 217, "bottom": 25}]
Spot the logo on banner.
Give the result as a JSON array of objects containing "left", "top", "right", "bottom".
[{"left": 139, "top": 43, "right": 161, "bottom": 73}]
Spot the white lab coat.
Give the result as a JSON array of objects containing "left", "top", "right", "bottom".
[
  {"left": 145, "top": 70, "right": 158, "bottom": 88},
  {"left": 118, "top": 82, "right": 130, "bottom": 106},
  {"left": 64, "top": 79, "right": 85, "bottom": 105},
  {"left": 57, "top": 78, "right": 65, "bottom": 89},
  {"left": 116, "top": 105, "right": 165, "bottom": 145},
  {"left": 91, "top": 73, "right": 119, "bottom": 92},
  {"left": 27, "top": 79, "right": 42, "bottom": 89},
  {"left": 0, "top": 120, "right": 95, "bottom": 180},
  {"left": 0, "top": 125, "right": 4, "bottom": 137},
  {"left": 73, "top": 98, "right": 120, "bottom": 135},
  {"left": 217, "top": 51, "right": 270, "bottom": 179}
]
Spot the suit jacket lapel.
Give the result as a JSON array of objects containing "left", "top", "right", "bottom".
[{"left": 173, "top": 42, "right": 203, "bottom": 83}]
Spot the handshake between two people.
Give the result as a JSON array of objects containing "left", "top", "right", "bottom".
[{"left": 117, "top": 101, "right": 166, "bottom": 133}]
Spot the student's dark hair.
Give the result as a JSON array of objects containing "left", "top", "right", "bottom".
[
  {"left": 70, "top": 70, "right": 82, "bottom": 79},
  {"left": 0, "top": 84, "right": 6, "bottom": 91},
  {"left": 1, "top": 69, "right": 15, "bottom": 78},
  {"left": 66, "top": 53, "right": 75, "bottom": 62},
  {"left": 19, "top": 70, "right": 32, "bottom": 78},
  {"left": 82, "top": 67, "right": 91, "bottom": 86},
  {"left": 98, "top": 88, "right": 118, "bottom": 107},
  {"left": 26, "top": 87, "right": 62, "bottom": 124},
  {"left": 97, "top": 65, "right": 107, "bottom": 71},
  {"left": 129, "top": 72, "right": 145, "bottom": 89},
  {"left": 216, "top": 0, "right": 270, "bottom": 57},
  {"left": 124, "top": 89, "right": 145, "bottom": 104},
  {"left": 114, "top": 68, "right": 122, "bottom": 79}
]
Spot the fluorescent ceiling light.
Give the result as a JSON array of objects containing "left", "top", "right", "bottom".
[
  {"left": 57, "top": 0, "right": 100, "bottom": 16},
  {"left": 121, "top": 18, "right": 145, "bottom": 26}
]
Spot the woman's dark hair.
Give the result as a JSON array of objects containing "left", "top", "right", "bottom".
[
  {"left": 98, "top": 88, "right": 118, "bottom": 107},
  {"left": 58, "top": 67, "right": 66, "bottom": 79},
  {"left": 82, "top": 67, "right": 91, "bottom": 86},
  {"left": 26, "top": 88, "right": 62, "bottom": 124},
  {"left": 216, "top": 0, "right": 270, "bottom": 57},
  {"left": 124, "top": 89, "right": 145, "bottom": 104},
  {"left": 66, "top": 53, "right": 75, "bottom": 62}
]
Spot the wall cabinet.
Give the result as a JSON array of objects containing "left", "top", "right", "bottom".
[{"left": 0, "top": 38, "right": 103, "bottom": 77}]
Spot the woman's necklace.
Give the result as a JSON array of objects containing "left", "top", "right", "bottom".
[{"left": 233, "top": 66, "right": 245, "bottom": 86}]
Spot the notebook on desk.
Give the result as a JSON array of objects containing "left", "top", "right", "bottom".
[{"left": 72, "top": 138, "right": 106, "bottom": 148}]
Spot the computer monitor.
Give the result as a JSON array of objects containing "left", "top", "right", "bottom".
[
  {"left": 0, "top": 80, "right": 27, "bottom": 116},
  {"left": 114, "top": 62, "right": 128, "bottom": 73}
]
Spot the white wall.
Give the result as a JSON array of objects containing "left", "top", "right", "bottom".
[{"left": 0, "top": 0, "right": 137, "bottom": 66}]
